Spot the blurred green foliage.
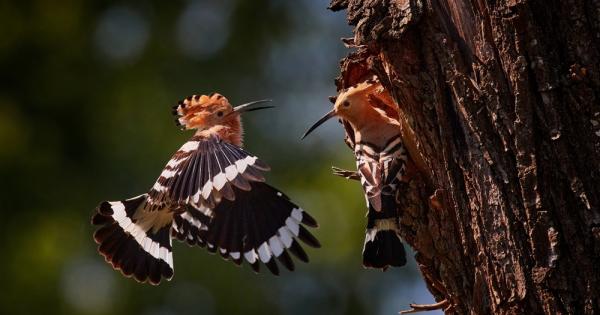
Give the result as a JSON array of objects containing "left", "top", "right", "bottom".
[{"left": 0, "top": 1, "right": 438, "bottom": 314}]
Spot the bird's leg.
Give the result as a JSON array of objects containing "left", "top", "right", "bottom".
[{"left": 331, "top": 166, "right": 360, "bottom": 180}]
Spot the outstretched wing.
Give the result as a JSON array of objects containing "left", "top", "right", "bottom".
[
  {"left": 171, "top": 203, "right": 212, "bottom": 247},
  {"left": 147, "top": 135, "right": 270, "bottom": 209},
  {"left": 91, "top": 194, "right": 175, "bottom": 285},
  {"left": 171, "top": 181, "right": 320, "bottom": 275},
  {"left": 354, "top": 135, "right": 408, "bottom": 211}
]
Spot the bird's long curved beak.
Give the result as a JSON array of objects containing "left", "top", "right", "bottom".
[
  {"left": 301, "top": 109, "right": 336, "bottom": 140},
  {"left": 233, "top": 99, "right": 274, "bottom": 114}
]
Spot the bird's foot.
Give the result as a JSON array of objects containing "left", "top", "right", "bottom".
[{"left": 331, "top": 166, "right": 360, "bottom": 180}]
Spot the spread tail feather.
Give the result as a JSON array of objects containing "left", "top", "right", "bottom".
[
  {"left": 362, "top": 198, "right": 406, "bottom": 270},
  {"left": 91, "top": 195, "right": 174, "bottom": 285},
  {"left": 362, "top": 229, "right": 406, "bottom": 270}
]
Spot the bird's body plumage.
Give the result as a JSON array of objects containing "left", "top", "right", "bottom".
[{"left": 343, "top": 110, "right": 408, "bottom": 270}]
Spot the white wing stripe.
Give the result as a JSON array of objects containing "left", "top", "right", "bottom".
[
  {"left": 224, "top": 165, "right": 238, "bottom": 181},
  {"left": 278, "top": 227, "right": 294, "bottom": 248},
  {"left": 180, "top": 211, "right": 208, "bottom": 230},
  {"left": 161, "top": 168, "right": 178, "bottom": 178},
  {"left": 244, "top": 249, "right": 258, "bottom": 264},
  {"left": 166, "top": 157, "right": 186, "bottom": 168},
  {"left": 180, "top": 141, "right": 199, "bottom": 152},
  {"left": 291, "top": 208, "right": 303, "bottom": 223},
  {"left": 268, "top": 236, "right": 284, "bottom": 256},
  {"left": 257, "top": 242, "right": 272, "bottom": 262},
  {"left": 213, "top": 173, "right": 227, "bottom": 190},
  {"left": 109, "top": 201, "right": 173, "bottom": 268},
  {"left": 152, "top": 182, "right": 168, "bottom": 192},
  {"left": 285, "top": 217, "right": 300, "bottom": 236},
  {"left": 201, "top": 180, "right": 213, "bottom": 199}
]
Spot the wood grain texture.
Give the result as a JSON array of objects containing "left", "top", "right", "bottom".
[{"left": 330, "top": 0, "right": 600, "bottom": 313}]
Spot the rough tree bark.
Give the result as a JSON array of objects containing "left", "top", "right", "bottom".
[{"left": 328, "top": 0, "right": 600, "bottom": 314}]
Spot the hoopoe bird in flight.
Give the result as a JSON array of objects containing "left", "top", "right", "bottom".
[
  {"left": 92, "top": 93, "right": 320, "bottom": 285},
  {"left": 302, "top": 78, "right": 407, "bottom": 270}
]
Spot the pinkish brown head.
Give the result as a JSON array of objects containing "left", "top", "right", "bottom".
[
  {"left": 173, "top": 93, "right": 272, "bottom": 131},
  {"left": 302, "top": 81, "right": 380, "bottom": 139}
]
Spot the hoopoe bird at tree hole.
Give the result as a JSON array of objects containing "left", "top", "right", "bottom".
[
  {"left": 92, "top": 93, "right": 320, "bottom": 285},
  {"left": 302, "top": 77, "right": 408, "bottom": 270}
]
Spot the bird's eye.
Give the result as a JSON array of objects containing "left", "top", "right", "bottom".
[
  {"left": 343, "top": 101, "right": 350, "bottom": 107},
  {"left": 217, "top": 111, "right": 224, "bottom": 117}
]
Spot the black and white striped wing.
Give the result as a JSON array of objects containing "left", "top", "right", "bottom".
[
  {"left": 354, "top": 136, "right": 408, "bottom": 212},
  {"left": 172, "top": 181, "right": 320, "bottom": 275},
  {"left": 171, "top": 204, "right": 211, "bottom": 247},
  {"left": 91, "top": 194, "right": 175, "bottom": 285},
  {"left": 148, "top": 136, "right": 270, "bottom": 209}
]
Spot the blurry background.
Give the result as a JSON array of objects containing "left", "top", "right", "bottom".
[{"left": 0, "top": 1, "right": 441, "bottom": 314}]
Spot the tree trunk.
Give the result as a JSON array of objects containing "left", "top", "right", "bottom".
[{"left": 328, "top": 0, "right": 600, "bottom": 314}]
